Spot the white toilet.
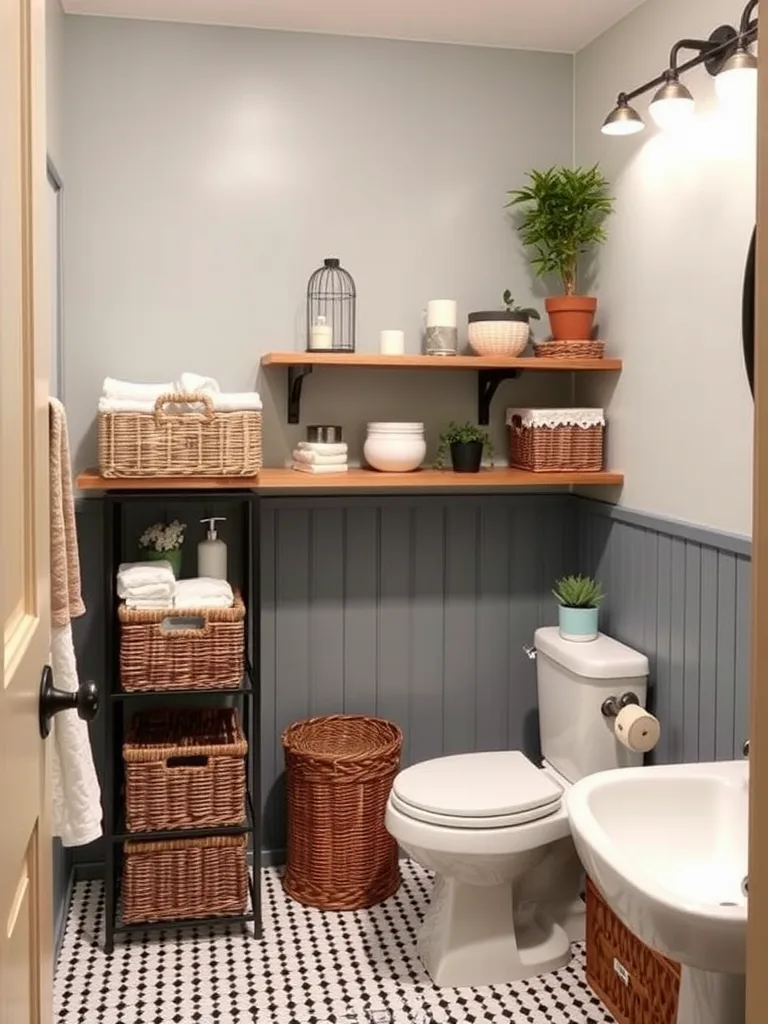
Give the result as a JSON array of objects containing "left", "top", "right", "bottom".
[{"left": 385, "top": 626, "right": 649, "bottom": 988}]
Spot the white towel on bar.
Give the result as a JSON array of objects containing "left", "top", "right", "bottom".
[
  {"left": 175, "top": 577, "right": 234, "bottom": 600},
  {"left": 102, "top": 377, "right": 175, "bottom": 400},
  {"left": 117, "top": 561, "right": 175, "bottom": 592},
  {"left": 296, "top": 441, "right": 348, "bottom": 455},
  {"left": 292, "top": 449, "right": 348, "bottom": 466},
  {"left": 177, "top": 371, "right": 220, "bottom": 394},
  {"left": 291, "top": 462, "right": 350, "bottom": 475},
  {"left": 174, "top": 595, "right": 234, "bottom": 610},
  {"left": 98, "top": 392, "right": 262, "bottom": 414},
  {"left": 50, "top": 624, "right": 103, "bottom": 848}
]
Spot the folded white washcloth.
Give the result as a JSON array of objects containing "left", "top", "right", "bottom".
[
  {"left": 177, "top": 371, "right": 220, "bottom": 394},
  {"left": 99, "top": 392, "right": 263, "bottom": 415},
  {"left": 117, "top": 561, "right": 176, "bottom": 592},
  {"left": 175, "top": 577, "right": 234, "bottom": 601},
  {"left": 291, "top": 462, "right": 350, "bottom": 475},
  {"left": 292, "top": 449, "right": 348, "bottom": 466},
  {"left": 125, "top": 597, "right": 176, "bottom": 610},
  {"left": 296, "top": 442, "right": 348, "bottom": 455},
  {"left": 174, "top": 595, "right": 234, "bottom": 610},
  {"left": 120, "top": 582, "right": 176, "bottom": 602},
  {"left": 102, "top": 378, "right": 175, "bottom": 400}
]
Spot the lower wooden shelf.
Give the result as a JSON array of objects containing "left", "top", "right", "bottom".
[{"left": 256, "top": 467, "right": 624, "bottom": 490}]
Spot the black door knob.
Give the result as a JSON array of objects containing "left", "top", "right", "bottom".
[{"left": 39, "top": 665, "right": 99, "bottom": 739}]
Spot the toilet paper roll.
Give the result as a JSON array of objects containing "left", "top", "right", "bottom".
[{"left": 614, "top": 704, "right": 661, "bottom": 753}]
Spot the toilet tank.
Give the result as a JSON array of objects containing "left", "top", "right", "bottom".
[{"left": 534, "top": 627, "right": 650, "bottom": 784}]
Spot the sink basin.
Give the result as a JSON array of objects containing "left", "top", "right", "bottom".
[{"left": 567, "top": 760, "right": 747, "bottom": 1024}]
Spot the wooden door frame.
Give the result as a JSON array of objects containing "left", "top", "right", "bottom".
[{"left": 747, "top": 44, "right": 768, "bottom": 1024}]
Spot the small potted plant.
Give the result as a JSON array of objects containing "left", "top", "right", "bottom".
[
  {"left": 552, "top": 575, "right": 605, "bottom": 642},
  {"left": 435, "top": 422, "right": 494, "bottom": 474},
  {"left": 467, "top": 291, "right": 541, "bottom": 357},
  {"left": 138, "top": 519, "right": 187, "bottom": 577},
  {"left": 506, "top": 165, "right": 614, "bottom": 341}
]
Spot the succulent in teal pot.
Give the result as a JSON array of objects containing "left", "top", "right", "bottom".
[{"left": 552, "top": 574, "right": 606, "bottom": 642}]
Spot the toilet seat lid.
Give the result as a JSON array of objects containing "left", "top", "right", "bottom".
[{"left": 392, "top": 751, "right": 562, "bottom": 822}]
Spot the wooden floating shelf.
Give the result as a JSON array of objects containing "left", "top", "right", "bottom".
[
  {"left": 77, "top": 468, "right": 623, "bottom": 493},
  {"left": 260, "top": 351, "right": 623, "bottom": 425}
]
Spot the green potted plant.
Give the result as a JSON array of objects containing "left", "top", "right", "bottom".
[
  {"left": 435, "top": 422, "right": 494, "bottom": 474},
  {"left": 506, "top": 165, "right": 615, "bottom": 341},
  {"left": 468, "top": 291, "right": 541, "bottom": 357},
  {"left": 138, "top": 519, "right": 186, "bottom": 577},
  {"left": 552, "top": 574, "right": 606, "bottom": 642}
]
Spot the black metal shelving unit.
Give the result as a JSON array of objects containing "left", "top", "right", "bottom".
[{"left": 101, "top": 487, "right": 261, "bottom": 954}]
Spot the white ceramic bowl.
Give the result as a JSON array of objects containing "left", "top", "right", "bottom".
[{"left": 365, "top": 423, "right": 426, "bottom": 472}]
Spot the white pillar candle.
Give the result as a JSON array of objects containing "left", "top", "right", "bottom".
[
  {"left": 380, "top": 329, "right": 405, "bottom": 355},
  {"left": 427, "top": 299, "right": 457, "bottom": 328}
]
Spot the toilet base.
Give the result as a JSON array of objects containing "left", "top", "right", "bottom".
[{"left": 417, "top": 874, "right": 572, "bottom": 987}]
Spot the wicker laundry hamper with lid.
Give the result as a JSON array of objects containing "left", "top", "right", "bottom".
[{"left": 282, "top": 714, "right": 403, "bottom": 910}]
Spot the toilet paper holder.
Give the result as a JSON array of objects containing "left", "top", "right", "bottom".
[{"left": 601, "top": 692, "right": 640, "bottom": 718}]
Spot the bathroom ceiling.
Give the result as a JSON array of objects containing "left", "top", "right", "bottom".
[{"left": 60, "top": 0, "right": 647, "bottom": 53}]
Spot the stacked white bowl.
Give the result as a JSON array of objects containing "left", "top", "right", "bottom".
[{"left": 364, "top": 422, "right": 426, "bottom": 472}]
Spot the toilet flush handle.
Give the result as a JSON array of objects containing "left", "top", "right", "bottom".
[{"left": 522, "top": 644, "right": 537, "bottom": 660}]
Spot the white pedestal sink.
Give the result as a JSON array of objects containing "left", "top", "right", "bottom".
[{"left": 566, "top": 760, "right": 747, "bottom": 1024}]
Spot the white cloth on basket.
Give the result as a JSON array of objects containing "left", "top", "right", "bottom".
[
  {"left": 117, "top": 561, "right": 175, "bottom": 592},
  {"left": 177, "top": 371, "right": 220, "bottom": 394},
  {"left": 175, "top": 578, "right": 234, "bottom": 602},
  {"left": 102, "top": 377, "right": 175, "bottom": 400},
  {"left": 125, "top": 597, "right": 175, "bottom": 609},
  {"left": 292, "top": 449, "right": 348, "bottom": 466},
  {"left": 99, "top": 392, "right": 262, "bottom": 414},
  {"left": 174, "top": 595, "right": 234, "bottom": 610}
]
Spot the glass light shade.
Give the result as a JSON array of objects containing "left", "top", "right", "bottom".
[
  {"left": 716, "top": 49, "right": 758, "bottom": 105},
  {"left": 601, "top": 102, "right": 645, "bottom": 136},
  {"left": 649, "top": 79, "right": 695, "bottom": 130}
]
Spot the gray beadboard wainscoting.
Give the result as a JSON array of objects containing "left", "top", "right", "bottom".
[
  {"left": 60, "top": 493, "right": 752, "bottom": 910},
  {"left": 576, "top": 498, "right": 751, "bottom": 766}
]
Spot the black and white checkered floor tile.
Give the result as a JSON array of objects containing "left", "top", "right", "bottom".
[{"left": 54, "top": 862, "right": 616, "bottom": 1024}]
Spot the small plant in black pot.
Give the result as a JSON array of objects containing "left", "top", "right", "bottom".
[
  {"left": 468, "top": 291, "right": 540, "bottom": 358},
  {"left": 552, "top": 574, "right": 606, "bottom": 642},
  {"left": 435, "top": 422, "right": 494, "bottom": 474}
]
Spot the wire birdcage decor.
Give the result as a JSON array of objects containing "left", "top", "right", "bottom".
[{"left": 306, "top": 257, "right": 356, "bottom": 353}]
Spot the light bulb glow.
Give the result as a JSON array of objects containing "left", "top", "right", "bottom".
[
  {"left": 649, "top": 79, "right": 695, "bottom": 130},
  {"left": 716, "top": 49, "right": 758, "bottom": 105},
  {"left": 601, "top": 101, "right": 645, "bottom": 136}
]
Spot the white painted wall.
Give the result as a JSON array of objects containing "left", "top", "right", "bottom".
[
  {"left": 61, "top": 17, "right": 574, "bottom": 469},
  {"left": 46, "top": 0, "right": 65, "bottom": 169},
  {"left": 575, "top": 0, "right": 755, "bottom": 537}
]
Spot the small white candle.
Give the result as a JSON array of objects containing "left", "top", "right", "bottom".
[
  {"left": 427, "top": 299, "right": 457, "bottom": 328},
  {"left": 380, "top": 329, "right": 405, "bottom": 355}
]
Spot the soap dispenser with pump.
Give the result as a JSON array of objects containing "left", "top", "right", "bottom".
[{"left": 198, "top": 517, "right": 227, "bottom": 579}]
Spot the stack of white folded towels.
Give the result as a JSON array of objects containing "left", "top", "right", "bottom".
[
  {"left": 291, "top": 441, "right": 349, "bottom": 475},
  {"left": 175, "top": 578, "right": 234, "bottom": 609},
  {"left": 118, "top": 562, "right": 176, "bottom": 609},
  {"left": 98, "top": 372, "right": 262, "bottom": 413},
  {"left": 117, "top": 564, "right": 235, "bottom": 610}
]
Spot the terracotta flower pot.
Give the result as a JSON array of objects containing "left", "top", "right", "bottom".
[{"left": 545, "top": 296, "right": 597, "bottom": 341}]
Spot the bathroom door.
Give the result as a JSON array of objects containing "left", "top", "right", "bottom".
[
  {"left": 0, "top": 1, "right": 54, "bottom": 1023},
  {"left": 749, "top": 37, "right": 768, "bottom": 1024}
]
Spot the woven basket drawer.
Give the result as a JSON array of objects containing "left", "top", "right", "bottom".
[
  {"left": 98, "top": 391, "right": 262, "bottom": 478},
  {"left": 507, "top": 408, "right": 604, "bottom": 473},
  {"left": 122, "top": 834, "right": 248, "bottom": 924},
  {"left": 586, "top": 878, "right": 680, "bottom": 1024},
  {"left": 124, "top": 708, "right": 247, "bottom": 832},
  {"left": 118, "top": 593, "right": 245, "bottom": 692}
]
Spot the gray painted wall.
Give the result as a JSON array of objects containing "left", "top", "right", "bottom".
[
  {"left": 260, "top": 493, "right": 576, "bottom": 852},
  {"left": 577, "top": 499, "right": 751, "bottom": 765},
  {"left": 61, "top": 16, "right": 574, "bottom": 471}
]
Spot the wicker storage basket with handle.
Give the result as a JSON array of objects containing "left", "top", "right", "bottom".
[
  {"left": 123, "top": 707, "right": 247, "bottom": 832},
  {"left": 507, "top": 408, "right": 605, "bottom": 472},
  {"left": 118, "top": 592, "right": 245, "bottom": 691},
  {"left": 586, "top": 878, "right": 680, "bottom": 1024},
  {"left": 122, "top": 834, "right": 248, "bottom": 924},
  {"left": 282, "top": 714, "right": 402, "bottom": 910},
  {"left": 98, "top": 391, "right": 262, "bottom": 478}
]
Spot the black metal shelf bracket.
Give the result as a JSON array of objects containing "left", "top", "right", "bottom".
[
  {"left": 288, "top": 364, "right": 313, "bottom": 424},
  {"left": 477, "top": 369, "right": 521, "bottom": 425}
]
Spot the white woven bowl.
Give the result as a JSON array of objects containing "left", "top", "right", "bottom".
[{"left": 468, "top": 320, "right": 530, "bottom": 357}]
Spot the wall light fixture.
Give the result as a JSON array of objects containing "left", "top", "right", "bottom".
[{"left": 601, "top": 0, "right": 758, "bottom": 136}]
